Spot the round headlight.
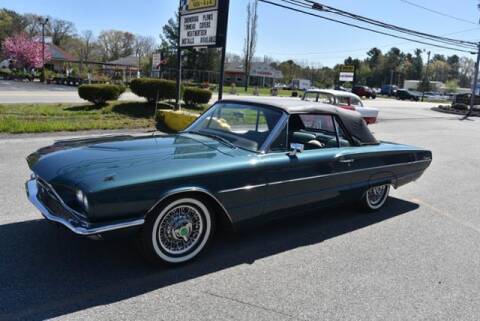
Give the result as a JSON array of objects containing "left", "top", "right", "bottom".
[
  {"left": 76, "top": 190, "right": 84, "bottom": 203},
  {"left": 76, "top": 190, "right": 89, "bottom": 211}
]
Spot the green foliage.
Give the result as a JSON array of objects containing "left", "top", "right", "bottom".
[
  {"left": 445, "top": 79, "right": 459, "bottom": 93},
  {"left": 0, "top": 68, "right": 12, "bottom": 79},
  {"left": 78, "top": 84, "right": 125, "bottom": 106},
  {"left": 418, "top": 78, "right": 431, "bottom": 92},
  {"left": 130, "top": 78, "right": 179, "bottom": 104},
  {"left": 183, "top": 87, "right": 212, "bottom": 106}
]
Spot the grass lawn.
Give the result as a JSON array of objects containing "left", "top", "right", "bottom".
[{"left": 0, "top": 101, "right": 205, "bottom": 134}]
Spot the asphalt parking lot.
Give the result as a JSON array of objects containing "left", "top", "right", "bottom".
[{"left": 1, "top": 98, "right": 480, "bottom": 320}]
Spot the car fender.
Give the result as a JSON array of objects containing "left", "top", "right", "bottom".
[
  {"left": 368, "top": 171, "right": 398, "bottom": 189},
  {"left": 145, "top": 186, "right": 234, "bottom": 226}
]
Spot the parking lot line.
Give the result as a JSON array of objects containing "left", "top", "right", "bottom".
[{"left": 411, "top": 197, "right": 480, "bottom": 234}]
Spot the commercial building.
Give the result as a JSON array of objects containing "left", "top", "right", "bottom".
[{"left": 225, "top": 61, "right": 283, "bottom": 87}]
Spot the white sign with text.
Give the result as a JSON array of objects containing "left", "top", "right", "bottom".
[
  {"left": 339, "top": 72, "right": 354, "bottom": 82},
  {"left": 180, "top": 10, "right": 218, "bottom": 47}
]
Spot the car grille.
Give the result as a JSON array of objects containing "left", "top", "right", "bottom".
[{"left": 36, "top": 178, "right": 73, "bottom": 221}]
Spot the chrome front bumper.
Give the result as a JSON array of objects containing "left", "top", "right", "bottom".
[{"left": 26, "top": 178, "right": 145, "bottom": 236}]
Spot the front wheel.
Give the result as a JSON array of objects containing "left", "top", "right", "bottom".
[
  {"left": 138, "top": 197, "right": 214, "bottom": 265},
  {"left": 360, "top": 184, "right": 390, "bottom": 211}
]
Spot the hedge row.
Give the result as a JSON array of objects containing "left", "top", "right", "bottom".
[
  {"left": 130, "top": 78, "right": 212, "bottom": 106},
  {"left": 183, "top": 87, "right": 212, "bottom": 106},
  {"left": 130, "top": 78, "right": 179, "bottom": 104},
  {"left": 78, "top": 84, "right": 125, "bottom": 106}
]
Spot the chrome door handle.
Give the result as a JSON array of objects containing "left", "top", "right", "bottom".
[{"left": 338, "top": 158, "right": 355, "bottom": 163}]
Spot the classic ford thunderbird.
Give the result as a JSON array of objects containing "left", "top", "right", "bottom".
[{"left": 26, "top": 98, "right": 432, "bottom": 264}]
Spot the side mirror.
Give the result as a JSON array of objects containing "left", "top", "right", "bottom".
[{"left": 288, "top": 143, "right": 304, "bottom": 156}]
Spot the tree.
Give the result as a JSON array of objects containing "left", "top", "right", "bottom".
[
  {"left": 243, "top": 0, "right": 258, "bottom": 90},
  {"left": 98, "top": 30, "right": 135, "bottom": 61},
  {"left": 49, "top": 18, "right": 76, "bottom": 46},
  {"left": 458, "top": 56, "right": 475, "bottom": 88},
  {"left": 3, "top": 33, "right": 51, "bottom": 68},
  {"left": 412, "top": 49, "right": 423, "bottom": 80},
  {"left": 445, "top": 79, "right": 459, "bottom": 93},
  {"left": 0, "top": 9, "right": 27, "bottom": 57},
  {"left": 418, "top": 77, "right": 431, "bottom": 92},
  {"left": 77, "top": 30, "right": 96, "bottom": 62}
]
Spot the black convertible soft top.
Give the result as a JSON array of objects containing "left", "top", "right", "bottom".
[{"left": 220, "top": 98, "right": 379, "bottom": 145}]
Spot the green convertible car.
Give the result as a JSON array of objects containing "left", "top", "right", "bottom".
[{"left": 26, "top": 98, "right": 432, "bottom": 265}]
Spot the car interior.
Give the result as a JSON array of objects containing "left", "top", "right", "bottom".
[{"left": 288, "top": 114, "right": 351, "bottom": 150}]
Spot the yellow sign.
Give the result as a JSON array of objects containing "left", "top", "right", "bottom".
[
  {"left": 188, "top": 0, "right": 217, "bottom": 10},
  {"left": 340, "top": 65, "right": 355, "bottom": 73}
]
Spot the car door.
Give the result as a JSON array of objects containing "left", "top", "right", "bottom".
[{"left": 261, "top": 113, "right": 353, "bottom": 215}]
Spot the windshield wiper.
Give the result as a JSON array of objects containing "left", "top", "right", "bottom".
[{"left": 182, "top": 131, "right": 237, "bottom": 149}]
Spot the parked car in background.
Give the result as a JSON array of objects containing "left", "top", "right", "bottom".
[
  {"left": 288, "top": 79, "right": 312, "bottom": 90},
  {"left": 424, "top": 92, "right": 451, "bottom": 101},
  {"left": 25, "top": 98, "right": 431, "bottom": 265},
  {"left": 352, "top": 86, "right": 376, "bottom": 99},
  {"left": 303, "top": 89, "right": 379, "bottom": 124},
  {"left": 381, "top": 85, "right": 398, "bottom": 96},
  {"left": 396, "top": 89, "right": 421, "bottom": 101}
]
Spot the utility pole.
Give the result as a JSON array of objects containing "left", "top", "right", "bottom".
[
  {"left": 38, "top": 17, "right": 49, "bottom": 83},
  {"left": 389, "top": 69, "right": 394, "bottom": 96},
  {"left": 218, "top": 0, "right": 230, "bottom": 100},
  {"left": 464, "top": 43, "right": 480, "bottom": 119},
  {"left": 421, "top": 50, "right": 431, "bottom": 102},
  {"left": 175, "top": 3, "right": 182, "bottom": 111}
]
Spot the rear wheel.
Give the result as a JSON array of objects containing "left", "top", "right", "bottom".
[
  {"left": 360, "top": 184, "right": 390, "bottom": 211},
  {"left": 138, "top": 197, "right": 214, "bottom": 265}
]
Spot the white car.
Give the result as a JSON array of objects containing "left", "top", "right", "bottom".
[{"left": 303, "top": 89, "right": 379, "bottom": 124}]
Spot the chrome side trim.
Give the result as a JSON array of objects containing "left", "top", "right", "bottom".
[
  {"left": 26, "top": 179, "right": 144, "bottom": 236},
  {"left": 217, "top": 183, "right": 267, "bottom": 194},
  {"left": 218, "top": 159, "right": 431, "bottom": 192},
  {"left": 146, "top": 187, "right": 234, "bottom": 225}
]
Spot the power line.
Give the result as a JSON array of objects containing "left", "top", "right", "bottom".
[
  {"left": 399, "top": 0, "right": 479, "bottom": 25},
  {"left": 264, "top": 27, "right": 480, "bottom": 56},
  {"left": 258, "top": 0, "right": 477, "bottom": 54},
  {"left": 299, "top": 0, "right": 478, "bottom": 47}
]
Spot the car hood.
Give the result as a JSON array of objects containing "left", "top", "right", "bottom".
[{"left": 27, "top": 133, "right": 250, "bottom": 192}]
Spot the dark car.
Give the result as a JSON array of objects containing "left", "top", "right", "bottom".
[
  {"left": 381, "top": 85, "right": 398, "bottom": 96},
  {"left": 352, "top": 86, "right": 376, "bottom": 99},
  {"left": 396, "top": 89, "right": 421, "bottom": 101},
  {"left": 26, "top": 98, "right": 432, "bottom": 265}
]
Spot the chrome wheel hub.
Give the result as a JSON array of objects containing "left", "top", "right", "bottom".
[
  {"left": 158, "top": 205, "right": 203, "bottom": 255},
  {"left": 367, "top": 185, "right": 387, "bottom": 205}
]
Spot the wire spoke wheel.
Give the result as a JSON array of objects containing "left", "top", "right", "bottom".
[
  {"left": 158, "top": 204, "right": 203, "bottom": 255},
  {"left": 364, "top": 184, "right": 390, "bottom": 210},
  {"left": 142, "top": 197, "right": 213, "bottom": 265}
]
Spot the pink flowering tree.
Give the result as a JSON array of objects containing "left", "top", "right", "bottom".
[{"left": 2, "top": 33, "right": 51, "bottom": 69}]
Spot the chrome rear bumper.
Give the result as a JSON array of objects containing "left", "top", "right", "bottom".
[{"left": 26, "top": 179, "right": 145, "bottom": 236}]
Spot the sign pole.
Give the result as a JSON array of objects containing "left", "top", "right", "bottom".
[
  {"left": 218, "top": 0, "right": 230, "bottom": 100},
  {"left": 175, "top": 2, "right": 182, "bottom": 111},
  {"left": 464, "top": 42, "right": 480, "bottom": 119}
]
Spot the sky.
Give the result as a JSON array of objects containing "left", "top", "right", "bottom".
[{"left": 1, "top": 0, "right": 480, "bottom": 67}]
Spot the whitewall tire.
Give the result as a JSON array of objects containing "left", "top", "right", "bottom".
[
  {"left": 139, "top": 197, "right": 214, "bottom": 265},
  {"left": 361, "top": 184, "right": 390, "bottom": 211}
]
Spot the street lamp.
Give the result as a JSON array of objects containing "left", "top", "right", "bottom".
[{"left": 38, "top": 17, "right": 49, "bottom": 83}]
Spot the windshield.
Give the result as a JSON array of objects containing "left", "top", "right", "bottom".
[
  {"left": 185, "top": 102, "right": 284, "bottom": 152},
  {"left": 336, "top": 96, "right": 363, "bottom": 107}
]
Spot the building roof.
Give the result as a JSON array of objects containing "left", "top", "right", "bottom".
[
  {"left": 220, "top": 97, "right": 378, "bottom": 144},
  {"left": 225, "top": 61, "right": 283, "bottom": 79},
  {"left": 47, "top": 43, "right": 76, "bottom": 61},
  {"left": 107, "top": 55, "right": 139, "bottom": 67}
]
